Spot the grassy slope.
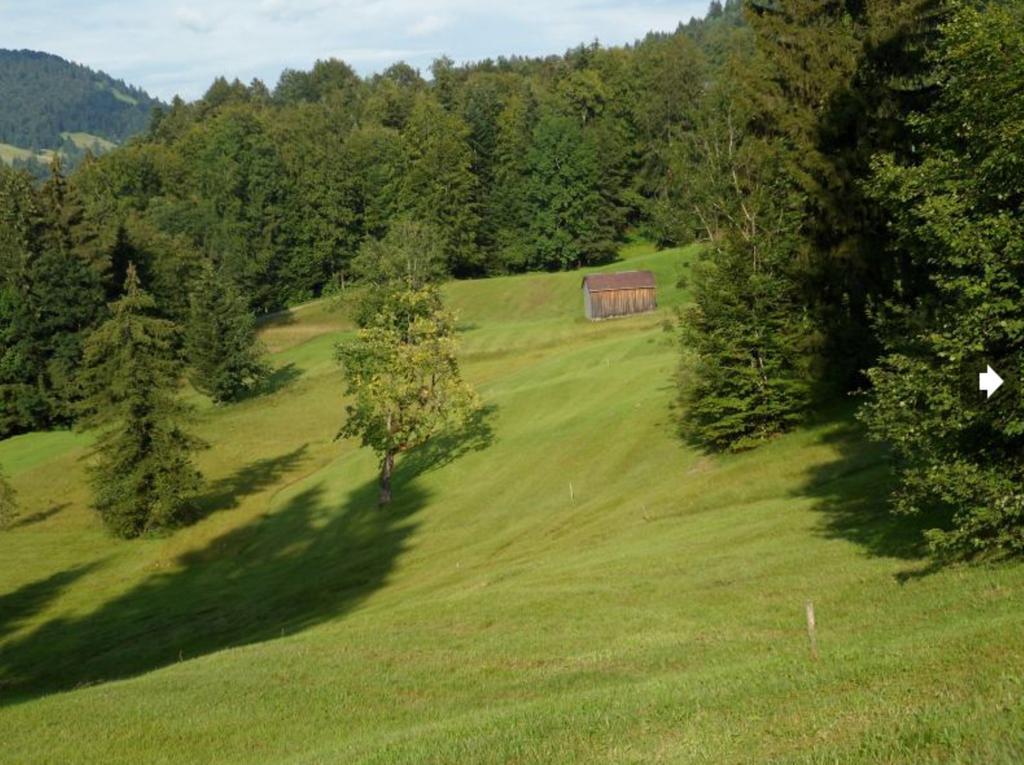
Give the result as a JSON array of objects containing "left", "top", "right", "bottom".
[
  {"left": 1, "top": 243, "right": 1023, "bottom": 763},
  {"left": 0, "top": 143, "right": 53, "bottom": 164},
  {"left": 61, "top": 131, "right": 118, "bottom": 152},
  {"left": 0, "top": 133, "right": 115, "bottom": 166}
]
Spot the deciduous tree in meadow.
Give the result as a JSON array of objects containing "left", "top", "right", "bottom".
[{"left": 337, "top": 287, "right": 479, "bottom": 505}]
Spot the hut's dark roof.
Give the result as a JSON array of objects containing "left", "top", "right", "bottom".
[{"left": 582, "top": 270, "right": 656, "bottom": 293}]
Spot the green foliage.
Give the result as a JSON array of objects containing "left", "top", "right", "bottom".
[
  {"left": 351, "top": 218, "right": 448, "bottom": 290},
  {"left": 671, "top": 42, "right": 818, "bottom": 451},
  {"left": 398, "top": 96, "right": 482, "bottom": 275},
  {"left": 274, "top": 58, "right": 361, "bottom": 108},
  {"left": 337, "top": 287, "right": 480, "bottom": 504},
  {"left": 180, "top": 107, "right": 293, "bottom": 311},
  {"left": 0, "top": 50, "right": 162, "bottom": 169},
  {"left": 186, "top": 262, "right": 270, "bottom": 403},
  {"left": 485, "top": 85, "right": 535, "bottom": 270},
  {"left": 78, "top": 265, "right": 203, "bottom": 538},
  {"left": 0, "top": 463, "right": 16, "bottom": 529},
  {"left": 678, "top": 137, "right": 816, "bottom": 450},
  {"left": 0, "top": 162, "right": 105, "bottom": 435},
  {"left": 860, "top": 1, "right": 1024, "bottom": 559},
  {"left": 349, "top": 218, "right": 449, "bottom": 327},
  {"left": 525, "top": 110, "right": 617, "bottom": 270}
]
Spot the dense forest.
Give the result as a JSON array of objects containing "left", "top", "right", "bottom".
[{"left": 1, "top": 0, "right": 1023, "bottom": 558}]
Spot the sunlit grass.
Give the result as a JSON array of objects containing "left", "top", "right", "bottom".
[{"left": 1, "top": 243, "right": 1022, "bottom": 763}]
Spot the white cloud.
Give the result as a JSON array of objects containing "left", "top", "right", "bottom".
[
  {"left": 175, "top": 6, "right": 215, "bottom": 34},
  {"left": 258, "top": 0, "right": 327, "bottom": 23},
  {"left": 0, "top": 0, "right": 709, "bottom": 101},
  {"left": 408, "top": 14, "right": 450, "bottom": 37}
]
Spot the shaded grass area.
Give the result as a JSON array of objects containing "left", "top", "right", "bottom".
[
  {"left": 0, "top": 474, "right": 424, "bottom": 701},
  {"left": 1, "top": 244, "right": 1023, "bottom": 763}
]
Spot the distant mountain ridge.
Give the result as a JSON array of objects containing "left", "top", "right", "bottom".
[{"left": 0, "top": 49, "right": 164, "bottom": 173}]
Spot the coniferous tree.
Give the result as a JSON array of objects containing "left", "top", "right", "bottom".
[
  {"left": 398, "top": 95, "right": 482, "bottom": 275},
  {"left": 745, "top": 0, "right": 946, "bottom": 385},
  {"left": 37, "top": 159, "right": 107, "bottom": 418},
  {"left": 860, "top": 2, "right": 1024, "bottom": 559},
  {"left": 489, "top": 86, "right": 535, "bottom": 270},
  {"left": 0, "top": 163, "right": 105, "bottom": 434},
  {"left": 677, "top": 164, "right": 815, "bottom": 450},
  {"left": 185, "top": 262, "right": 270, "bottom": 404},
  {"left": 675, "top": 50, "right": 818, "bottom": 451},
  {"left": 525, "top": 110, "right": 617, "bottom": 270},
  {"left": 79, "top": 265, "right": 203, "bottom": 538}
]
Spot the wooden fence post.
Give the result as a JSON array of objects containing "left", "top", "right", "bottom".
[{"left": 805, "top": 600, "right": 819, "bottom": 661}]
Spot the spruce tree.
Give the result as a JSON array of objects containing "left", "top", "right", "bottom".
[
  {"left": 675, "top": 56, "right": 817, "bottom": 451},
  {"left": 79, "top": 265, "right": 203, "bottom": 538},
  {"left": 525, "top": 109, "right": 618, "bottom": 270},
  {"left": 0, "top": 163, "right": 104, "bottom": 434},
  {"left": 860, "top": 2, "right": 1024, "bottom": 559},
  {"left": 398, "top": 95, "right": 482, "bottom": 275},
  {"left": 489, "top": 87, "right": 535, "bottom": 270},
  {"left": 185, "top": 262, "right": 269, "bottom": 403}
]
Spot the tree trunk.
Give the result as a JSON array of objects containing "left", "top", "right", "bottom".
[{"left": 379, "top": 450, "right": 395, "bottom": 506}]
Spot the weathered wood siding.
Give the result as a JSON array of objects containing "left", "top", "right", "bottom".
[{"left": 583, "top": 286, "right": 657, "bottom": 320}]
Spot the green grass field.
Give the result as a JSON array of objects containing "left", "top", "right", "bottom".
[
  {"left": 1, "top": 243, "right": 1022, "bottom": 763},
  {"left": 0, "top": 143, "right": 53, "bottom": 165},
  {"left": 0, "top": 133, "right": 115, "bottom": 167},
  {"left": 61, "top": 132, "right": 118, "bottom": 152}
]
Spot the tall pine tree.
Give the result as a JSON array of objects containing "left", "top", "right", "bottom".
[
  {"left": 860, "top": 1, "right": 1024, "bottom": 559},
  {"left": 0, "top": 163, "right": 104, "bottom": 434},
  {"left": 398, "top": 95, "right": 482, "bottom": 275},
  {"left": 185, "top": 262, "right": 269, "bottom": 403},
  {"left": 79, "top": 265, "right": 203, "bottom": 538}
]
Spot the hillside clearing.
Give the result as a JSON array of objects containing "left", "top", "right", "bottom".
[{"left": 1, "top": 244, "right": 1022, "bottom": 763}]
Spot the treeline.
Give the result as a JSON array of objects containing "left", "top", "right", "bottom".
[
  {"left": 36, "top": 4, "right": 743, "bottom": 314},
  {"left": 0, "top": 50, "right": 161, "bottom": 149},
  {"left": 675, "top": 0, "right": 1024, "bottom": 559},
  {"left": 0, "top": 2, "right": 741, "bottom": 493},
  {"left": 3, "top": 0, "right": 1022, "bottom": 559}
]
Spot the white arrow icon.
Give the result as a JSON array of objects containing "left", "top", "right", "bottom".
[{"left": 980, "top": 365, "right": 1004, "bottom": 399}]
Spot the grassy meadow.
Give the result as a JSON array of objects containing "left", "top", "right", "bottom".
[
  {"left": 0, "top": 133, "right": 114, "bottom": 168},
  {"left": 1, "top": 242, "right": 1023, "bottom": 763}
]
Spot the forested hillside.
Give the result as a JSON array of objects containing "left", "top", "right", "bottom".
[
  {"left": 1, "top": 0, "right": 1023, "bottom": 557},
  {"left": 0, "top": 50, "right": 163, "bottom": 174},
  {"left": 2, "top": 0, "right": 1024, "bottom": 760}
]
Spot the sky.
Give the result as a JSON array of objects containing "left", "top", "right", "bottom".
[{"left": 0, "top": 1, "right": 710, "bottom": 102}]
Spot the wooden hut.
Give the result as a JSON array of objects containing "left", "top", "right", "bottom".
[{"left": 582, "top": 270, "right": 657, "bottom": 320}]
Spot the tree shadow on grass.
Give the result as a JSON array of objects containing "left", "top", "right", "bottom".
[
  {"left": 241, "top": 362, "right": 304, "bottom": 401},
  {"left": 8, "top": 503, "right": 68, "bottom": 529},
  {"left": 400, "top": 404, "right": 498, "bottom": 476},
  {"left": 794, "top": 404, "right": 936, "bottom": 567},
  {"left": 256, "top": 309, "right": 298, "bottom": 329},
  {"left": 0, "top": 471, "right": 426, "bottom": 705},
  {"left": 189, "top": 444, "right": 310, "bottom": 523},
  {"left": 0, "top": 405, "right": 501, "bottom": 705},
  {"left": 0, "top": 562, "right": 103, "bottom": 643}
]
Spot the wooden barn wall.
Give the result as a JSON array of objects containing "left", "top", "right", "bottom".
[{"left": 589, "top": 288, "right": 656, "bottom": 319}]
